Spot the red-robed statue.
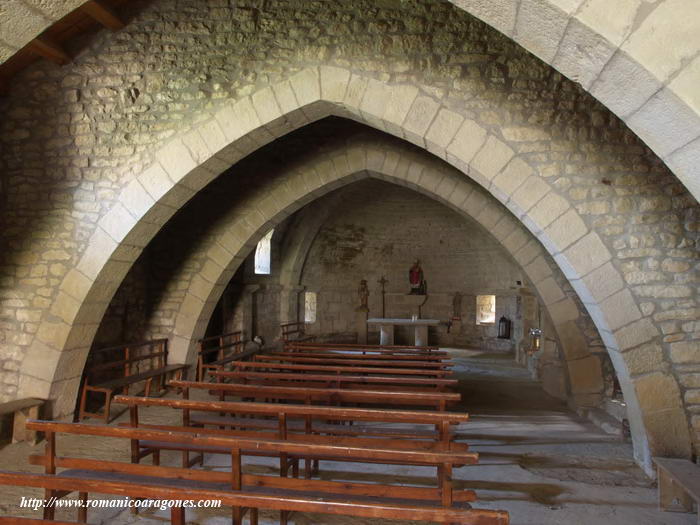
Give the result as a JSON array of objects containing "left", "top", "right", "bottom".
[{"left": 409, "top": 259, "right": 426, "bottom": 295}]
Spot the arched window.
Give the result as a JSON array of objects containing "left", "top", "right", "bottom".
[
  {"left": 254, "top": 229, "right": 274, "bottom": 274},
  {"left": 304, "top": 292, "right": 317, "bottom": 324},
  {"left": 476, "top": 295, "right": 496, "bottom": 325}
]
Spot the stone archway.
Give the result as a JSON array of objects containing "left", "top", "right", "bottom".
[
  {"left": 151, "top": 134, "right": 603, "bottom": 407},
  {"left": 13, "top": 66, "right": 693, "bottom": 475}
]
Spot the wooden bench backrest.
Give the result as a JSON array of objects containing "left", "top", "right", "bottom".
[
  {"left": 209, "top": 369, "right": 458, "bottom": 387},
  {"left": 286, "top": 342, "right": 442, "bottom": 353},
  {"left": 280, "top": 321, "right": 307, "bottom": 342},
  {"left": 171, "top": 380, "right": 460, "bottom": 407},
  {"left": 26, "top": 420, "right": 473, "bottom": 465},
  {"left": 230, "top": 360, "right": 454, "bottom": 377},
  {"left": 269, "top": 351, "right": 449, "bottom": 362},
  {"left": 114, "top": 395, "right": 469, "bottom": 425},
  {"left": 0, "top": 470, "right": 509, "bottom": 524},
  {"left": 255, "top": 355, "right": 451, "bottom": 369},
  {"left": 85, "top": 339, "right": 169, "bottom": 380}
]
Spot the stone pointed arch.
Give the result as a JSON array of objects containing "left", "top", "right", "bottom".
[
  {"left": 1, "top": 0, "right": 698, "bottom": 199},
  {"left": 20, "top": 66, "right": 689, "bottom": 475}
]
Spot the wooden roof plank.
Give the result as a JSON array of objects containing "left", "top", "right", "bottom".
[{"left": 80, "top": 0, "right": 125, "bottom": 31}]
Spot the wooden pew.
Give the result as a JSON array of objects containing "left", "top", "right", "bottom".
[
  {"left": 79, "top": 339, "right": 188, "bottom": 422},
  {"left": 280, "top": 321, "right": 313, "bottom": 343},
  {"left": 268, "top": 350, "right": 450, "bottom": 362},
  {"left": 171, "top": 380, "right": 460, "bottom": 410},
  {"left": 0, "top": 398, "right": 44, "bottom": 444},
  {"left": 286, "top": 342, "right": 443, "bottom": 355},
  {"left": 209, "top": 369, "right": 458, "bottom": 391},
  {"left": 115, "top": 395, "right": 467, "bottom": 443},
  {"left": 0, "top": 470, "right": 509, "bottom": 525},
  {"left": 197, "top": 331, "right": 243, "bottom": 381},
  {"left": 255, "top": 354, "right": 452, "bottom": 370},
  {"left": 230, "top": 360, "right": 454, "bottom": 377},
  {"left": 22, "top": 420, "right": 506, "bottom": 524}
]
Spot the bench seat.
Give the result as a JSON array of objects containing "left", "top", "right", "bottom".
[
  {"left": 654, "top": 457, "right": 700, "bottom": 521},
  {"left": 0, "top": 398, "right": 44, "bottom": 444}
]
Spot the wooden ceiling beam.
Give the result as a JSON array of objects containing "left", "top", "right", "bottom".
[
  {"left": 80, "top": 0, "right": 125, "bottom": 31},
  {"left": 27, "top": 38, "right": 70, "bottom": 66}
]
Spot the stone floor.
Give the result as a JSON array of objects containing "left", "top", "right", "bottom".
[{"left": 0, "top": 349, "right": 694, "bottom": 524}]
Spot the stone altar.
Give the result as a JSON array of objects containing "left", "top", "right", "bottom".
[{"left": 367, "top": 318, "right": 439, "bottom": 346}]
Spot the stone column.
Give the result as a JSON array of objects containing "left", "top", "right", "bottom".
[{"left": 241, "top": 284, "right": 260, "bottom": 350}]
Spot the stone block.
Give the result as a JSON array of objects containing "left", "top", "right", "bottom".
[
  {"left": 548, "top": 297, "right": 580, "bottom": 325},
  {"left": 289, "top": 68, "right": 321, "bottom": 108},
  {"left": 320, "top": 66, "right": 351, "bottom": 103},
  {"left": 542, "top": 208, "right": 588, "bottom": 252},
  {"left": 557, "top": 320, "right": 589, "bottom": 361},
  {"left": 634, "top": 372, "right": 683, "bottom": 412},
  {"left": 529, "top": 192, "right": 570, "bottom": 230},
  {"left": 77, "top": 228, "right": 118, "bottom": 281},
  {"left": 622, "top": 0, "right": 700, "bottom": 83},
  {"left": 403, "top": 96, "right": 441, "bottom": 145},
  {"left": 568, "top": 355, "right": 604, "bottom": 394},
  {"left": 446, "top": 119, "right": 488, "bottom": 168},
  {"left": 580, "top": 261, "right": 625, "bottom": 303},
  {"left": 470, "top": 136, "right": 515, "bottom": 184},
  {"left": 425, "top": 108, "right": 464, "bottom": 156},
  {"left": 537, "top": 276, "right": 566, "bottom": 305},
  {"left": 626, "top": 86, "right": 700, "bottom": 158},
  {"left": 452, "top": 0, "right": 517, "bottom": 36},
  {"left": 514, "top": 0, "right": 573, "bottom": 62},
  {"left": 669, "top": 341, "right": 700, "bottom": 364},
  {"left": 624, "top": 343, "right": 667, "bottom": 377},
  {"left": 491, "top": 157, "right": 533, "bottom": 202},
  {"left": 553, "top": 17, "right": 617, "bottom": 89},
  {"left": 524, "top": 255, "right": 552, "bottom": 284},
  {"left": 561, "top": 232, "right": 612, "bottom": 278},
  {"left": 614, "top": 317, "right": 659, "bottom": 351},
  {"left": 155, "top": 138, "right": 198, "bottom": 185},
  {"left": 508, "top": 176, "right": 550, "bottom": 215},
  {"left": 600, "top": 288, "right": 642, "bottom": 332}
]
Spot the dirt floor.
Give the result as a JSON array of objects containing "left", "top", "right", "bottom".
[{"left": 0, "top": 349, "right": 694, "bottom": 524}]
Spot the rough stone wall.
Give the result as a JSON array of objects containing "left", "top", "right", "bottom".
[{"left": 0, "top": 0, "right": 696, "bottom": 459}]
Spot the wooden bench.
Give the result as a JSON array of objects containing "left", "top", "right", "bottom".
[
  {"left": 172, "top": 380, "right": 460, "bottom": 410},
  {"left": 255, "top": 354, "right": 452, "bottom": 370},
  {"left": 231, "top": 359, "right": 454, "bottom": 377},
  {"left": 21, "top": 420, "right": 508, "bottom": 525},
  {"left": 654, "top": 457, "right": 700, "bottom": 521},
  {"left": 79, "top": 339, "right": 188, "bottom": 423},
  {"left": 269, "top": 350, "right": 450, "bottom": 362},
  {"left": 115, "top": 395, "right": 468, "bottom": 444},
  {"left": 0, "top": 398, "right": 44, "bottom": 444},
  {"left": 286, "top": 342, "right": 442, "bottom": 354},
  {"left": 210, "top": 369, "right": 458, "bottom": 391},
  {"left": 197, "top": 331, "right": 244, "bottom": 381},
  {"left": 0, "top": 470, "right": 509, "bottom": 525},
  {"left": 280, "top": 321, "right": 315, "bottom": 343}
]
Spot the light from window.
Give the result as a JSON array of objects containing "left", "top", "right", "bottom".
[
  {"left": 304, "top": 292, "right": 317, "bottom": 324},
  {"left": 254, "top": 229, "right": 274, "bottom": 274},
  {"left": 476, "top": 295, "right": 496, "bottom": 325}
]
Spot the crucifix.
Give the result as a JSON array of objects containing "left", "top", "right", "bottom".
[{"left": 377, "top": 276, "right": 388, "bottom": 318}]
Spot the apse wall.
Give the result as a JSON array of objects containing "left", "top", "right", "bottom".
[{"left": 299, "top": 179, "right": 524, "bottom": 349}]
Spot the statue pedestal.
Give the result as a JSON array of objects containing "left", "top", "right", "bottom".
[{"left": 356, "top": 306, "right": 369, "bottom": 344}]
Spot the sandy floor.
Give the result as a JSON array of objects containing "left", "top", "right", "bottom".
[{"left": 0, "top": 349, "right": 694, "bottom": 524}]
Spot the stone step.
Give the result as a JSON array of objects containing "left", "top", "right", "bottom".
[{"left": 578, "top": 407, "right": 625, "bottom": 438}]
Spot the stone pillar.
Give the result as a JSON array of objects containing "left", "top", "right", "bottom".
[{"left": 241, "top": 285, "right": 260, "bottom": 350}]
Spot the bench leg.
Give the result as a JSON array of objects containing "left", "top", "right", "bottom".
[
  {"left": 103, "top": 392, "right": 112, "bottom": 424},
  {"left": 79, "top": 385, "right": 89, "bottom": 421},
  {"left": 78, "top": 492, "right": 88, "bottom": 523},
  {"left": 249, "top": 508, "right": 258, "bottom": 525},
  {"left": 659, "top": 470, "right": 694, "bottom": 512},
  {"left": 171, "top": 506, "right": 185, "bottom": 525},
  {"left": 144, "top": 377, "right": 153, "bottom": 397},
  {"left": 43, "top": 489, "right": 55, "bottom": 520}
]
